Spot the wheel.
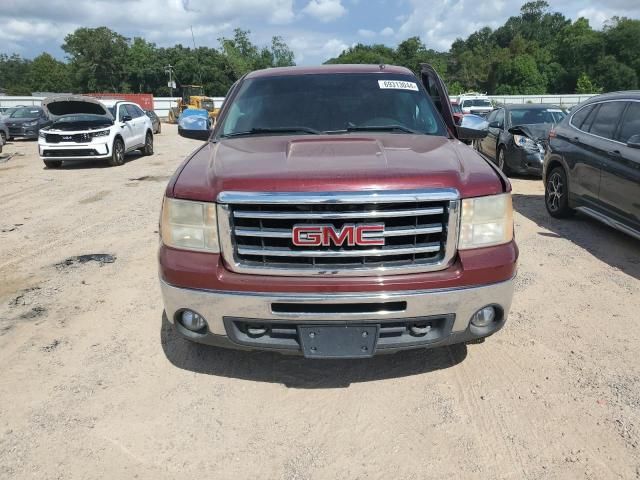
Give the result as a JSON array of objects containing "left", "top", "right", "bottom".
[
  {"left": 142, "top": 132, "right": 154, "bottom": 156},
  {"left": 545, "top": 166, "right": 574, "bottom": 218},
  {"left": 44, "top": 160, "right": 62, "bottom": 169},
  {"left": 497, "top": 147, "right": 511, "bottom": 175},
  {"left": 157, "top": 123, "right": 161, "bottom": 134},
  {"left": 109, "top": 138, "right": 125, "bottom": 166}
]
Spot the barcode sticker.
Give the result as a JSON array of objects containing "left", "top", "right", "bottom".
[{"left": 378, "top": 80, "right": 419, "bottom": 91}]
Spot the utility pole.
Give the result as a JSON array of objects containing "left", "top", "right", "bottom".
[{"left": 164, "top": 65, "right": 175, "bottom": 98}]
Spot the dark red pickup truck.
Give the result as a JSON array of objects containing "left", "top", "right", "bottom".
[{"left": 160, "top": 64, "right": 518, "bottom": 358}]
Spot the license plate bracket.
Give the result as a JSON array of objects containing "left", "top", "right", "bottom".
[{"left": 298, "top": 324, "right": 379, "bottom": 359}]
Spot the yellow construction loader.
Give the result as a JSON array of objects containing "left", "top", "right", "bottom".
[{"left": 168, "top": 85, "right": 220, "bottom": 124}]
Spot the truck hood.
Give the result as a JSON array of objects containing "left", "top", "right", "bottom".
[
  {"left": 171, "top": 134, "right": 506, "bottom": 202},
  {"left": 42, "top": 95, "right": 113, "bottom": 121}
]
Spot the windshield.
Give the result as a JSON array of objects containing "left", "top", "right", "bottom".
[
  {"left": 462, "top": 99, "right": 492, "bottom": 108},
  {"left": 451, "top": 103, "right": 462, "bottom": 114},
  {"left": 509, "top": 108, "right": 566, "bottom": 125},
  {"left": 219, "top": 73, "right": 446, "bottom": 137},
  {"left": 11, "top": 107, "right": 42, "bottom": 119}
]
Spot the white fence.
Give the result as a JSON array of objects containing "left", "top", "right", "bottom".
[{"left": 0, "top": 96, "right": 226, "bottom": 119}]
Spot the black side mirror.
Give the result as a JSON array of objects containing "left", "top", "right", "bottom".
[
  {"left": 122, "top": 115, "right": 132, "bottom": 123},
  {"left": 178, "top": 127, "right": 210, "bottom": 141},
  {"left": 627, "top": 134, "right": 640, "bottom": 149},
  {"left": 489, "top": 121, "right": 502, "bottom": 129},
  {"left": 457, "top": 115, "right": 489, "bottom": 140}
]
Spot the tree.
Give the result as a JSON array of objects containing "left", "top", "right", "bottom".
[
  {"left": 29, "top": 53, "right": 72, "bottom": 93},
  {"left": 575, "top": 73, "right": 602, "bottom": 94},
  {"left": 62, "top": 27, "right": 130, "bottom": 92},
  {"left": 593, "top": 55, "right": 638, "bottom": 91}
]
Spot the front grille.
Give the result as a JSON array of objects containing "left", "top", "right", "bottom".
[
  {"left": 218, "top": 190, "right": 459, "bottom": 276},
  {"left": 44, "top": 149, "right": 98, "bottom": 157},
  {"left": 45, "top": 133, "right": 91, "bottom": 143}
]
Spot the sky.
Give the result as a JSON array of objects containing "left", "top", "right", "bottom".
[{"left": 1, "top": 0, "right": 640, "bottom": 65}]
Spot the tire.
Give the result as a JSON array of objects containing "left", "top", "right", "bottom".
[
  {"left": 545, "top": 166, "right": 574, "bottom": 218},
  {"left": 142, "top": 132, "right": 154, "bottom": 156},
  {"left": 157, "top": 123, "right": 161, "bottom": 134},
  {"left": 109, "top": 138, "right": 125, "bottom": 166},
  {"left": 44, "top": 160, "right": 62, "bottom": 169},
  {"left": 497, "top": 146, "right": 511, "bottom": 175}
]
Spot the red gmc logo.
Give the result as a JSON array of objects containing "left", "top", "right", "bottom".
[{"left": 292, "top": 224, "right": 385, "bottom": 247}]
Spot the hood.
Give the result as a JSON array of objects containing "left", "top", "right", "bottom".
[
  {"left": 509, "top": 124, "right": 553, "bottom": 142},
  {"left": 170, "top": 134, "right": 505, "bottom": 202},
  {"left": 42, "top": 95, "right": 112, "bottom": 121}
]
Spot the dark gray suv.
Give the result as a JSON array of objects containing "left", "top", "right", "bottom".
[{"left": 544, "top": 91, "right": 640, "bottom": 240}]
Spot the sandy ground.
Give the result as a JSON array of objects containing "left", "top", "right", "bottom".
[{"left": 0, "top": 126, "right": 639, "bottom": 480}]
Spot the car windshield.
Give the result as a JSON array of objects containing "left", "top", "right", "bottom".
[
  {"left": 462, "top": 99, "right": 492, "bottom": 108},
  {"left": 219, "top": 73, "right": 446, "bottom": 137},
  {"left": 509, "top": 108, "right": 566, "bottom": 125},
  {"left": 11, "top": 108, "right": 42, "bottom": 118}
]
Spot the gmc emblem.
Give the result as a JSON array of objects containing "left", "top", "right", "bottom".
[{"left": 292, "top": 224, "right": 385, "bottom": 247}]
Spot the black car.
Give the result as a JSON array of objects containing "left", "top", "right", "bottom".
[
  {"left": 145, "top": 110, "right": 161, "bottom": 134},
  {"left": 5, "top": 106, "right": 51, "bottom": 140},
  {"left": 477, "top": 104, "right": 566, "bottom": 176},
  {"left": 544, "top": 91, "right": 640, "bottom": 239}
]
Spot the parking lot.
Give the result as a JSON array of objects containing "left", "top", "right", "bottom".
[{"left": 0, "top": 126, "right": 639, "bottom": 479}]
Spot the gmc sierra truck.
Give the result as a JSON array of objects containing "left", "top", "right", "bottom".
[{"left": 159, "top": 64, "right": 518, "bottom": 359}]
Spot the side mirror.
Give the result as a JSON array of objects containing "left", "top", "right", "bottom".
[
  {"left": 489, "top": 121, "right": 502, "bottom": 129},
  {"left": 122, "top": 115, "right": 132, "bottom": 123},
  {"left": 178, "top": 127, "right": 210, "bottom": 141},
  {"left": 627, "top": 134, "right": 640, "bottom": 149},
  {"left": 457, "top": 114, "right": 489, "bottom": 140}
]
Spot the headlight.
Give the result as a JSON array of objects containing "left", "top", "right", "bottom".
[
  {"left": 91, "top": 129, "right": 110, "bottom": 138},
  {"left": 24, "top": 121, "right": 38, "bottom": 127},
  {"left": 161, "top": 197, "right": 219, "bottom": 252},
  {"left": 459, "top": 193, "right": 513, "bottom": 250},
  {"left": 38, "top": 131, "right": 46, "bottom": 139},
  {"left": 513, "top": 134, "right": 538, "bottom": 150}
]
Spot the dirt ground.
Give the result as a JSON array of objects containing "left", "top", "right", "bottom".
[{"left": 0, "top": 126, "right": 639, "bottom": 479}]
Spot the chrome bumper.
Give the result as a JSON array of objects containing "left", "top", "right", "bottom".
[{"left": 160, "top": 278, "right": 515, "bottom": 336}]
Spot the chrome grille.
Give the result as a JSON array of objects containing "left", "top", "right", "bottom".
[{"left": 218, "top": 190, "right": 460, "bottom": 276}]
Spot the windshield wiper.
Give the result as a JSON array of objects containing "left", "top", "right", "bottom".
[
  {"left": 221, "top": 127, "right": 321, "bottom": 138},
  {"left": 326, "top": 124, "right": 422, "bottom": 134}
]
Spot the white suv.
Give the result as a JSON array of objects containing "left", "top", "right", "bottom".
[
  {"left": 38, "top": 96, "right": 154, "bottom": 168},
  {"left": 458, "top": 93, "right": 493, "bottom": 117}
]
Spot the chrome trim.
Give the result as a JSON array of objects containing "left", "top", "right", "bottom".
[
  {"left": 234, "top": 224, "right": 442, "bottom": 238},
  {"left": 218, "top": 196, "right": 460, "bottom": 277},
  {"left": 218, "top": 189, "right": 459, "bottom": 204},
  {"left": 576, "top": 206, "right": 640, "bottom": 241},
  {"left": 160, "top": 276, "right": 515, "bottom": 334},
  {"left": 233, "top": 207, "right": 444, "bottom": 220},
  {"left": 237, "top": 243, "right": 441, "bottom": 258}
]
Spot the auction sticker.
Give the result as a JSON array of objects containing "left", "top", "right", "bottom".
[{"left": 378, "top": 80, "right": 419, "bottom": 91}]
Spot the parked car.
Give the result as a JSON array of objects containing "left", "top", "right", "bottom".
[
  {"left": 476, "top": 104, "right": 566, "bottom": 176},
  {"left": 4, "top": 106, "right": 51, "bottom": 140},
  {"left": 0, "top": 106, "right": 25, "bottom": 122},
  {"left": 38, "top": 96, "right": 154, "bottom": 168},
  {"left": 145, "top": 109, "right": 161, "bottom": 134},
  {"left": 458, "top": 93, "right": 493, "bottom": 116},
  {"left": 160, "top": 63, "right": 518, "bottom": 358},
  {"left": 544, "top": 92, "right": 640, "bottom": 239},
  {"left": 0, "top": 120, "right": 8, "bottom": 145}
]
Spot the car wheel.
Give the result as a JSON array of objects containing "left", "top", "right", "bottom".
[
  {"left": 545, "top": 167, "right": 574, "bottom": 218},
  {"left": 109, "top": 138, "right": 125, "bottom": 166},
  {"left": 44, "top": 160, "right": 62, "bottom": 169},
  {"left": 157, "top": 123, "right": 161, "bottom": 134},
  {"left": 143, "top": 132, "right": 154, "bottom": 156},
  {"left": 497, "top": 147, "right": 511, "bottom": 175}
]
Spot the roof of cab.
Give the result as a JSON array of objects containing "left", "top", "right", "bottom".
[{"left": 245, "top": 64, "right": 415, "bottom": 79}]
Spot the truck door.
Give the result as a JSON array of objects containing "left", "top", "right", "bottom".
[{"left": 419, "top": 64, "right": 457, "bottom": 138}]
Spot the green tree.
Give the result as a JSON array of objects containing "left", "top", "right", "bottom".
[
  {"left": 62, "top": 27, "right": 130, "bottom": 92},
  {"left": 593, "top": 55, "right": 638, "bottom": 91},
  {"left": 575, "top": 73, "right": 602, "bottom": 93},
  {"left": 495, "top": 54, "right": 547, "bottom": 94},
  {"left": 0, "top": 54, "right": 32, "bottom": 95}
]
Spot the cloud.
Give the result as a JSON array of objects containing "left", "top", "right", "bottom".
[
  {"left": 380, "top": 27, "right": 394, "bottom": 37},
  {"left": 358, "top": 29, "right": 376, "bottom": 38},
  {"left": 302, "top": 0, "right": 347, "bottom": 23},
  {"left": 289, "top": 34, "right": 348, "bottom": 63}
]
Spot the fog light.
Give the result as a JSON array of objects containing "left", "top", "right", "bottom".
[
  {"left": 180, "top": 310, "right": 207, "bottom": 332},
  {"left": 471, "top": 306, "right": 497, "bottom": 328}
]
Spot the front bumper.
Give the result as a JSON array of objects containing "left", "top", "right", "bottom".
[
  {"left": 161, "top": 277, "right": 515, "bottom": 355},
  {"left": 39, "top": 142, "right": 111, "bottom": 161},
  {"left": 507, "top": 147, "right": 544, "bottom": 175},
  {"left": 8, "top": 127, "right": 39, "bottom": 139}
]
